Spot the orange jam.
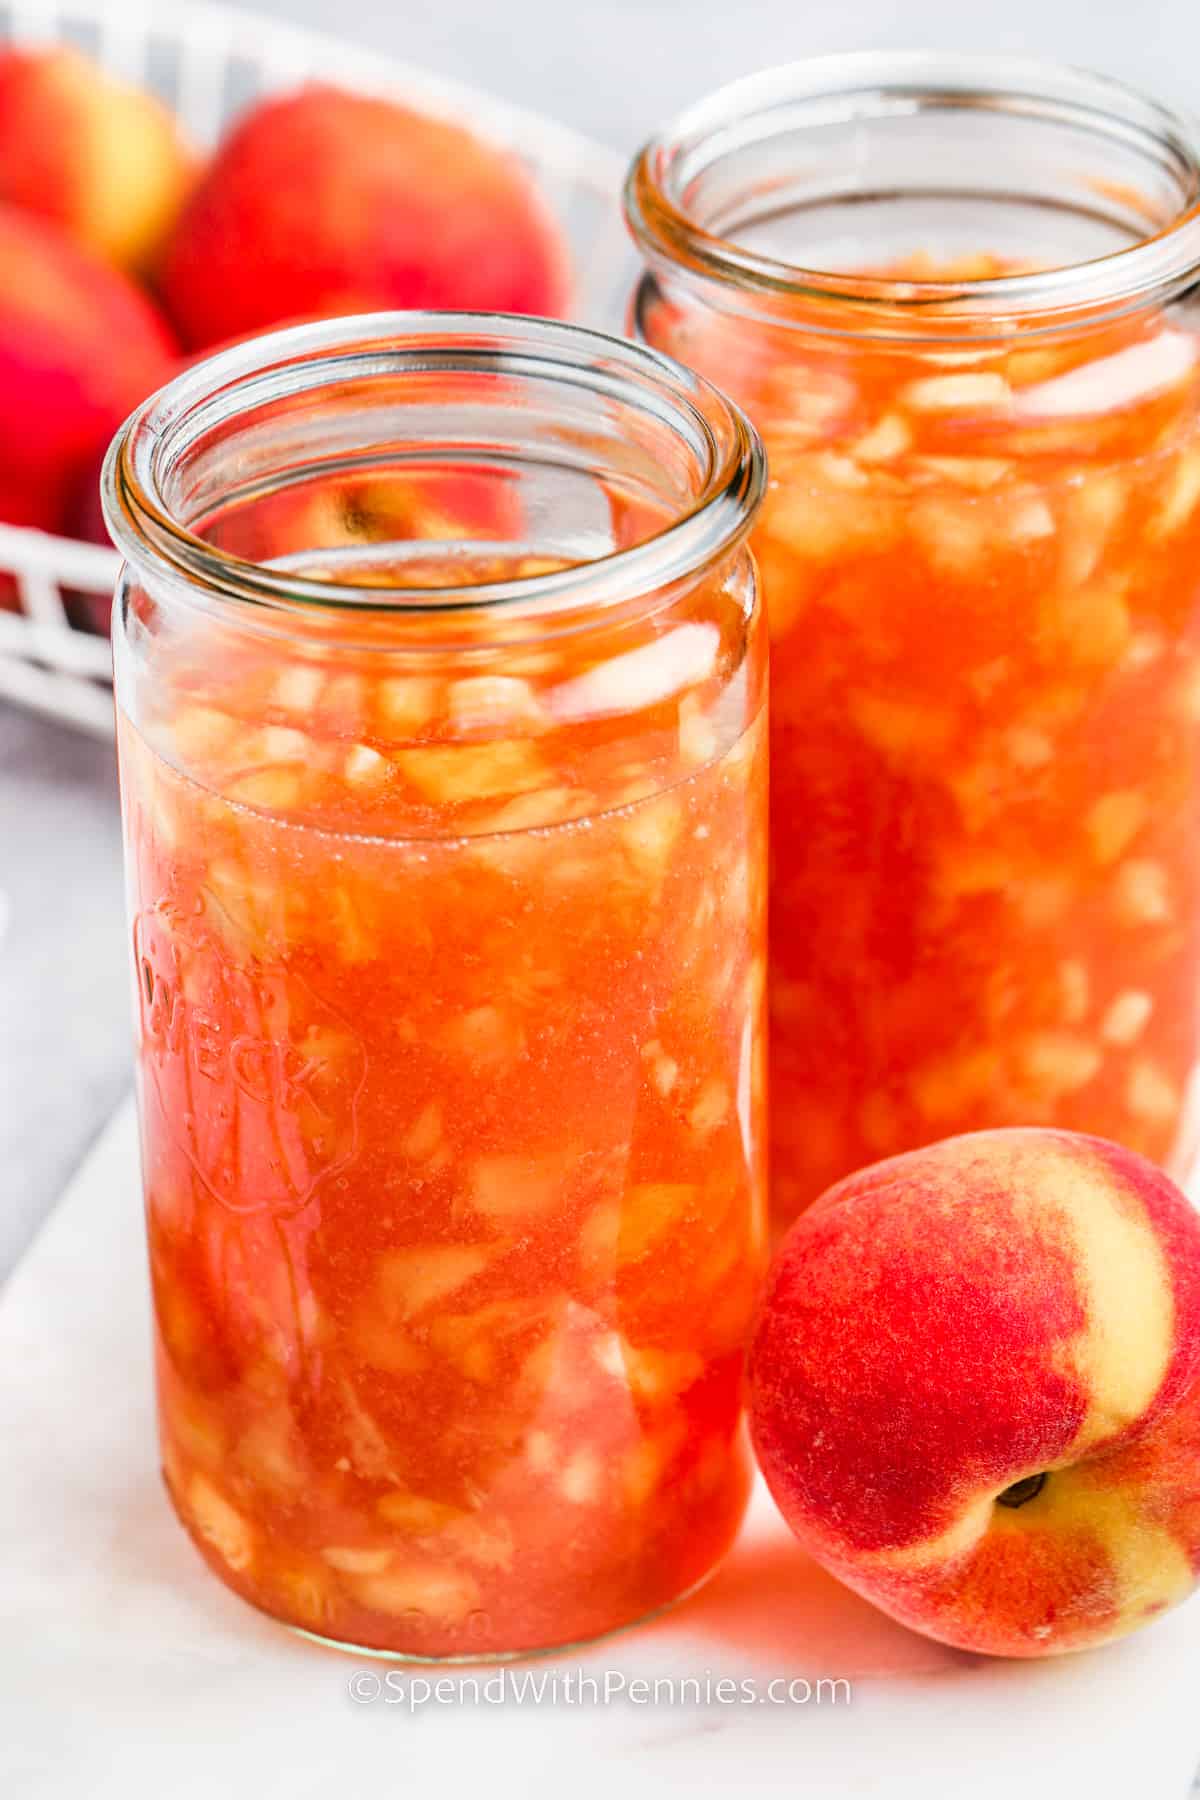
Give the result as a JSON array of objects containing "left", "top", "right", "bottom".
[
  {"left": 639, "top": 251, "right": 1200, "bottom": 1218},
  {"left": 113, "top": 331, "right": 767, "bottom": 1654}
]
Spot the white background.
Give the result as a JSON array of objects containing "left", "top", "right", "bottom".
[
  {"left": 4, "top": 0, "right": 1200, "bottom": 1279},
  {"left": 232, "top": 0, "right": 1200, "bottom": 152}
]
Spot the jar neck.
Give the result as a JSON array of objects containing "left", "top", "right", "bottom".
[
  {"left": 626, "top": 53, "right": 1200, "bottom": 342},
  {"left": 102, "top": 312, "right": 764, "bottom": 647}
]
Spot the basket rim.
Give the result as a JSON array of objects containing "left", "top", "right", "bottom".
[{"left": 3, "top": 0, "right": 629, "bottom": 187}]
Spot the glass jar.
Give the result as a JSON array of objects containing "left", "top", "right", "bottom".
[
  {"left": 103, "top": 312, "right": 767, "bottom": 1658},
  {"left": 627, "top": 54, "right": 1200, "bottom": 1222}
]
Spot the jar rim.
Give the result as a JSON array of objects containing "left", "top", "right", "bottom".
[
  {"left": 102, "top": 311, "right": 765, "bottom": 619},
  {"left": 625, "top": 51, "right": 1200, "bottom": 334}
]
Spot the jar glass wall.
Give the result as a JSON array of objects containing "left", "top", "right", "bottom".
[
  {"left": 104, "top": 313, "right": 767, "bottom": 1658},
  {"left": 627, "top": 54, "right": 1200, "bottom": 1222}
]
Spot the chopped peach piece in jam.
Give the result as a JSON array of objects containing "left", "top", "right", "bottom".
[{"left": 122, "top": 548, "right": 765, "bottom": 1657}]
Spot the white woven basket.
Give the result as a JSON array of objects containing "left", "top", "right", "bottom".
[{"left": 0, "top": 0, "right": 631, "bottom": 737}]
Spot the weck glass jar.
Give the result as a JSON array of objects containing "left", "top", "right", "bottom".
[
  {"left": 627, "top": 53, "right": 1200, "bottom": 1222},
  {"left": 103, "top": 312, "right": 767, "bottom": 1658}
]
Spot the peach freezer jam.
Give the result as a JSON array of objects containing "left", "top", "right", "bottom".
[
  {"left": 120, "top": 551, "right": 767, "bottom": 1657},
  {"left": 641, "top": 271, "right": 1200, "bottom": 1218}
]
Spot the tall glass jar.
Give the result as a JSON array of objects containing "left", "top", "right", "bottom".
[
  {"left": 627, "top": 54, "right": 1200, "bottom": 1221},
  {"left": 103, "top": 313, "right": 767, "bottom": 1658}
]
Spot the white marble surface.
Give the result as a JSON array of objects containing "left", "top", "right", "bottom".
[
  {"left": 5, "top": 1101, "right": 1200, "bottom": 1800},
  {"left": 5, "top": 0, "right": 1200, "bottom": 1285}
]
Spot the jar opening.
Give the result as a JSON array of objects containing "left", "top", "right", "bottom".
[
  {"left": 626, "top": 53, "right": 1200, "bottom": 335},
  {"left": 103, "top": 312, "right": 763, "bottom": 625}
]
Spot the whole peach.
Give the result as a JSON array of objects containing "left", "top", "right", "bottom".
[
  {"left": 0, "top": 46, "right": 195, "bottom": 276},
  {"left": 199, "top": 465, "right": 522, "bottom": 569},
  {"left": 0, "top": 207, "right": 177, "bottom": 535},
  {"left": 748, "top": 1128, "right": 1200, "bottom": 1655},
  {"left": 160, "top": 85, "right": 571, "bottom": 350}
]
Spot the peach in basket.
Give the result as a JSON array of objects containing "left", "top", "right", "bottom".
[{"left": 161, "top": 84, "right": 572, "bottom": 349}]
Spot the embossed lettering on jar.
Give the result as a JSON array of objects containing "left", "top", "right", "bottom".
[
  {"left": 627, "top": 54, "right": 1200, "bottom": 1221},
  {"left": 104, "top": 314, "right": 767, "bottom": 1658}
]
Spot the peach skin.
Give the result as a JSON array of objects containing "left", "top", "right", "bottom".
[
  {"left": 748, "top": 1128, "right": 1200, "bottom": 1656},
  {"left": 0, "top": 45, "right": 195, "bottom": 277},
  {"left": 0, "top": 206, "right": 177, "bottom": 536},
  {"left": 160, "top": 85, "right": 571, "bottom": 350},
  {"left": 199, "top": 466, "right": 523, "bottom": 569}
]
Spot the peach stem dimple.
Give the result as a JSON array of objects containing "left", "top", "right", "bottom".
[{"left": 996, "top": 1472, "right": 1048, "bottom": 1509}]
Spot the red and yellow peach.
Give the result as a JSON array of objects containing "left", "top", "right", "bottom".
[
  {"left": 0, "top": 206, "right": 177, "bottom": 536},
  {"left": 0, "top": 45, "right": 195, "bottom": 276},
  {"left": 160, "top": 85, "right": 571, "bottom": 350},
  {"left": 748, "top": 1128, "right": 1200, "bottom": 1655}
]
